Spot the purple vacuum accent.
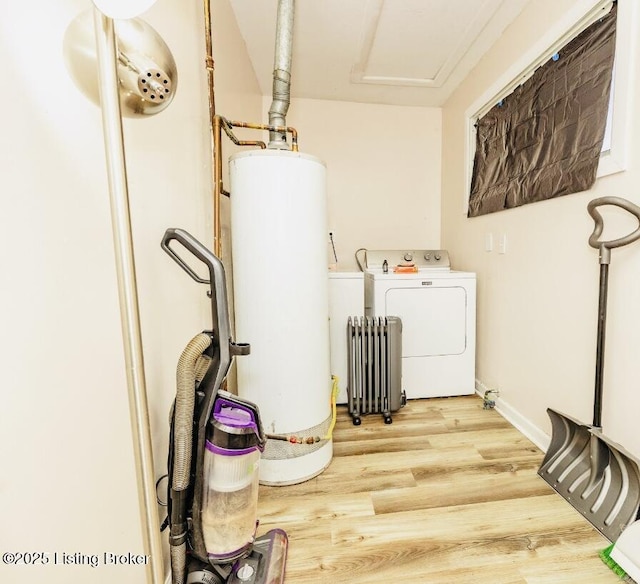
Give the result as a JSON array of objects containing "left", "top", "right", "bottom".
[
  {"left": 207, "top": 541, "right": 253, "bottom": 561},
  {"left": 213, "top": 398, "right": 260, "bottom": 435},
  {"left": 205, "top": 439, "right": 258, "bottom": 456},
  {"left": 268, "top": 528, "right": 288, "bottom": 540}
]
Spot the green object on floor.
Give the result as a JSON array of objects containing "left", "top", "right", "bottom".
[{"left": 600, "top": 543, "right": 630, "bottom": 580}]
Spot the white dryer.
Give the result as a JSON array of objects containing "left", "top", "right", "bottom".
[{"left": 364, "top": 250, "right": 476, "bottom": 399}]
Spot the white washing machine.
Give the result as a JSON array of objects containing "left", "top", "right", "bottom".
[{"left": 364, "top": 250, "right": 476, "bottom": 399}]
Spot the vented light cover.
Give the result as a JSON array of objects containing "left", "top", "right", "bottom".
[{"left": 64, "top": 10, "right": 177, "bottom": 117}]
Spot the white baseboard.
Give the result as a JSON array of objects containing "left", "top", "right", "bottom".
[{"left": 475, "top": 379, "right": 550, "bottom": 453}]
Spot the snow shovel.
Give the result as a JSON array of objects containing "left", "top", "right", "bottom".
[{"left": 538, "top": 196, "right": 640, "bottom": 543}]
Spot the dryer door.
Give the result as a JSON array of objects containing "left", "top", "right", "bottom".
[{"left": 386, "top": 286, "right": 467, "bottom": 356}]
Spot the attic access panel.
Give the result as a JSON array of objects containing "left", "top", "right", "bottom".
[{"left": 468, "top": 3, "right": 617, "bottom": 217}]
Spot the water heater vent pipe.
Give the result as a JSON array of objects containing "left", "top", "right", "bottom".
[{"left": 268, "top": 0, "right": 295, "bottom": 149}]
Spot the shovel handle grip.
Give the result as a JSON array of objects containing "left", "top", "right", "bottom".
[{"left": 588, "top": 196, "right": 640, "bottom": 250}]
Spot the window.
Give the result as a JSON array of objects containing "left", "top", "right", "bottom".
[{"left": 464, "top": 0, "right": 633, "bottom": 216}]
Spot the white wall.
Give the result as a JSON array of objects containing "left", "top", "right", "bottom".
[
  {"left": 264, "top": 98, "right": 443, "bottom": 270},
  {"left": 441, "top": 0, "right": 640, "bottom": 458},
  {"left": 0, "top": 1, "right": 261, "bottom": 583}
]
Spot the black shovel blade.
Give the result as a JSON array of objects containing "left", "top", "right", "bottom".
[{"left": 538, "top": 408, "right": 640, "bottom": 542}]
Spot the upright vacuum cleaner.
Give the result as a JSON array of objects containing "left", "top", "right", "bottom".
[{"left": 161, "top": 228, "right": 288, "bottom": 584}]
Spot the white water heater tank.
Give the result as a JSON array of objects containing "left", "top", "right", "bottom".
[{"left": 229, "top": 149, "right": 333, "bottom": 485}]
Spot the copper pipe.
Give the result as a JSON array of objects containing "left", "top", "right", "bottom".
[
  {"left": 225, "top": 119, "right": 299, "bottom": 152},
  {"left": 203, "top": 0, "right": 215, "bottom": 120},
  {"left": 220, "top": 117, "right": 266, "bottom": 149},
  {"left": 202, "top": 0, "right": 223, "bottom": 259},
  {"left": 213, "top": 119, "right": 301, "bottom": 207},
  {"left": 213, "top": 115, "right": 223, "bottom": 257}
]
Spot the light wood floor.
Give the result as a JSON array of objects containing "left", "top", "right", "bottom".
[{"left": 256, "top": 395, "right": 621, "bottom": 584}]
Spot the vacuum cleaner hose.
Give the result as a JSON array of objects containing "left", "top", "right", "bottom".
[
  {"left": 170, "top": 543, "right": 187, "bottom": 584},
  {"left": 171, "top": 333, "right": 213, "bottom": 584},
  {"left": 173, "top": 333, "right": 212, "bottom": 490}
]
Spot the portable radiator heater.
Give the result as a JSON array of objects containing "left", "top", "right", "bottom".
[{"left": 346, "top": 316, "right": 406, "bottom": 425}]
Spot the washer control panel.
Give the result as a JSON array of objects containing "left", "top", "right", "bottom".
[{"left": 365, "top": 250, "right": 450, "bottom": 271}]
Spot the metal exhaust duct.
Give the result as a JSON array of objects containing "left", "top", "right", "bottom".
[{"left": 268, "top": 0, "right": 295, "bottom": 149}]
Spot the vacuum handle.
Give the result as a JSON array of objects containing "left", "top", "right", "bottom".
[
  {"left": 161, "top": 228, "right": 234, "bottom": 360},
  {"left": 161, "top": 228, "right": 216, "bottom": 284},
  {"left": 588, "top": 196, "right": 640, "bottom": 252},
  {"left": 161, "top": 228, "right": 250, "bottom": 359}
]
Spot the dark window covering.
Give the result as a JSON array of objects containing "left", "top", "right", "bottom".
[{"left": 468, "top": 3, "right": 617, "bottom": 217}]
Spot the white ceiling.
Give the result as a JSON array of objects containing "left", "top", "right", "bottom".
[{"left": 228, "top": 0, "right": 532, "bottom": 107}]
